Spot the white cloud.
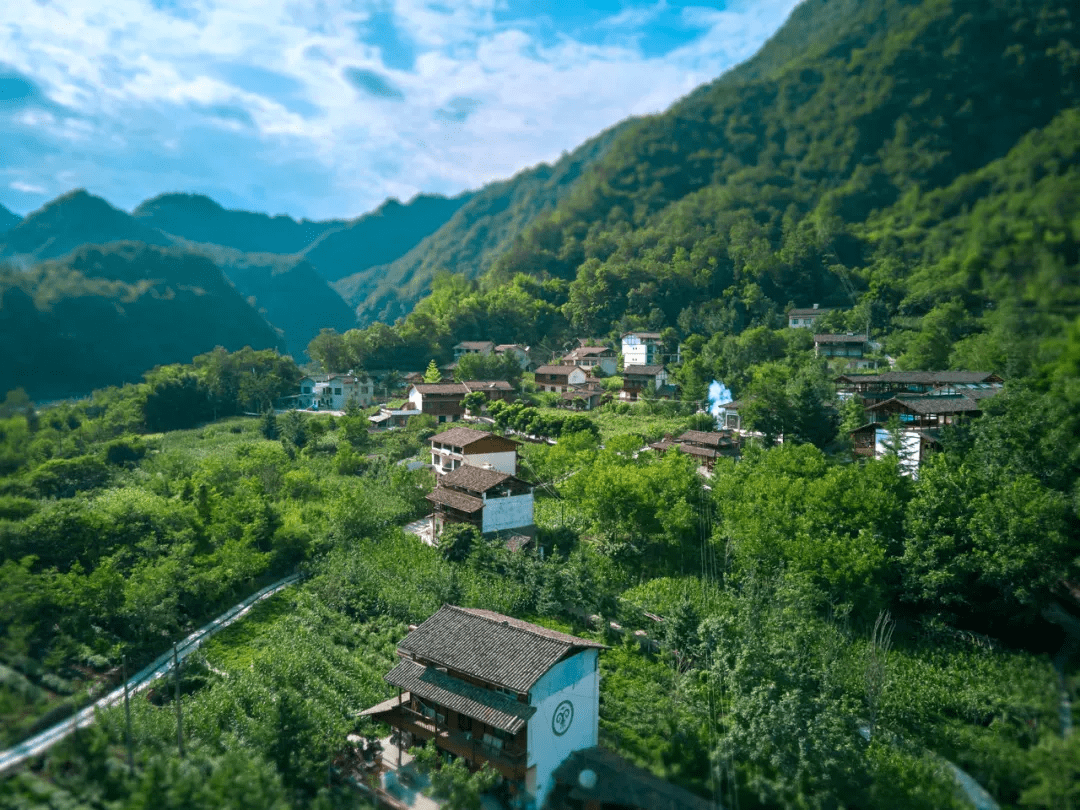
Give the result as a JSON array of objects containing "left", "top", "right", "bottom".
[
  {"left": 0, "top": 0, "right": 800, "bottom": 219},
  {"left": 10, "top": 181, "right": 47, "bottom": 194}
]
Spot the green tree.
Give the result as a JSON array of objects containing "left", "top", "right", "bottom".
[
  {"left": 260, "top": 408, "right": 279, "bottom": 440},
  {"left": 423, "top": 360, "right": 442, "bottom": 383},
  {"left": 280, "top": 410, "right": 308, "bottom": 449}
]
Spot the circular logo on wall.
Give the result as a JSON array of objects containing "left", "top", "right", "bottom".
[{"left": 552, "top": 700, "right": 574, "bottom": 736}]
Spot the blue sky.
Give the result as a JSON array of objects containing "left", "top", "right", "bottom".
[{"left": 0, "top": 0, "right": 799, "bottom": 221}]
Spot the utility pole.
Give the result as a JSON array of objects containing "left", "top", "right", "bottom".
[
  {"left": 122, "top": 654, "right": 134, "bottom": 775},
  {"left": 173, "top": 644, "right": 184, "bottom": 759}
]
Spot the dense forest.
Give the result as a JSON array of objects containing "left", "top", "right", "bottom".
[{"left": 1, "top": 0, "right": 1079, "bottom": 807}]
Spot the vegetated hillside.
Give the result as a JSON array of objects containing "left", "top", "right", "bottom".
[
  {"left": 0, "top": 242, "right": 286, "bottom": 400},
  {"left": 0, "top": 203, "right": 20, "bottom": 234},
  {"left": 0, "top": 190, "right": 172, "bottom": 263},
  {"left": 336, "top": 121, "right": 633, "bottom": 325},
  {"left": 177, "top": 241, "right": 358, "bottom": 359},
  {"left": 471, "top": 0, "right": 1079, "bottom": 362},
  {"left": 303, "top": 191, "right": 474, "bottom": 284},
  {"left": 131, "top": 192, "right": 347, "bottom": 255}
]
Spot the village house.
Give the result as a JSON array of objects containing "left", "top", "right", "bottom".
[
  {"left": 294, "top": 374, "right": 374, "bottom": 410},
  {"left": 426, "top": 464, "right": 535, "bottom": 536},
  {"left": 619, "top": 365, "right": 669, "bottom": 402},
  {"left": 359, "top": 605, "right": 604, "bottom": 808},
  {"left": 561, "top": 345, "right": 618, "bottom": 376},
  {"left": 407, "top": 382, "right": 469, "bottom": 423},
  {"left": 534, "top": 365, "right": 589, "bottom": 394},
  {"left": 560, "top": 381, "right": 605, "bottom": 411},
  {"left": 462, "top": 379, "right": 516, "bottom": 403},
  {"left": 814, "top": 334, "right": 876, "bottom": 369},
  {"left": 367, "top": 406, "right": 421, "bottom": 430},
  {"left": 495, "top": 344, "right": 532, "bottom": 370},
  {"left": 836, "top": 371, "right": 1003, "bottom": 406},
  {"left": 453, "top": 341, "right": 496, "bottom": 360},
  {"left": 788, "top": 304, "right": 831, "bottom": 328},
  {"left": 719, "top": 400, "right": 742, "bottom": 431},
  {"left": 620, "top": 332, "right": 663, "bottom": 367},
  {"left": 649, "top": 430, "right": 738, "bottom": 472},
  {"left": 428, "top": 426, "right": 518, "bottom": 476}
]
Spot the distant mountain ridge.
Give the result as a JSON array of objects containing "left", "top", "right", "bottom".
[
  {"left": 0, "top": 204, "right": 20, "bottom": 234},
  {"left": 132, "top": 192, "right": 348, "bottom": 256},
  {"left": 0, "top": 190, "right": 171, "bottom": 263},
  {"left": 0, "top": 243, "right": 285, "bottom": 400},
  {"left": 334, "top": 121, "right": 633, "bottom": 325}
]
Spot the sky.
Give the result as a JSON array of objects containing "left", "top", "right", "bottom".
[{"left": 0, "top": 0, "right": 800, "bottom": 221}]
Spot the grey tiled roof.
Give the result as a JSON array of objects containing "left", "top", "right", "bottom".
[
  {"left": 430, "top": 427, "right": 493, "bottom": 446},
  {"left": 869, "top": 395, "right": 985, "bottom": 415},
  {"left": 398, "top": 605, "right": 604, "bottom": 692},
  {"left": 678, "top": 444, "right": 719, "bottom": 459},
  {"left": 622, "top": 365, "right": 666, "bottom": 376},
  {"left": 836, "top": 371, "right": 1000, "bottom": 385},
  {"left": 440, "top": 465, "right": 511, "bottom": 493},
  {"left": 463, "top": 380, "right": 514, "bottom": 391},
  {"left": 385, "top": 659, "right": 536, "bottom": 733},
  {"left": 677, "top": 430, "right": 729, "bottom": 448},
  {"left": 426, "top": 487, "right": 484, "bottom": 513},
  {"left": 412, "top": 383, "right": 469, "bottom": 395},
  {"left": 814, "top": 334, "right": 868, "bottom": 343}
]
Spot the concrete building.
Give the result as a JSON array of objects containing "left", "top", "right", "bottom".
[
  {"left": 788, "top": 305, "right": 831, "bottom": 328},
  {"left": 428, "top": 427, "right": 519, "bottom": 476},
  {"left": 620, "top": 332, "right": 663, "bottom": 367}
]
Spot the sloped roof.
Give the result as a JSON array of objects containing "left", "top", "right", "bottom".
[
  {"left": 678, "top": 444, "right": 719, "bottom": 459},
  {"left": 565, "top": 346, "right": 614, "bottom": 358},
  {"left": 814, "top": 334, "right": 868, "bottom": 343},
  {"left": 397, "top": 605, "right": 604, "bottom": 693},
  {"left": 411, "top": 382, "right": 469, "bottom": 395},
  {"left": 677, "top": 430, "right": 729, "bottom": 448},
  {"left": 440, "top": 465, "right": 512, "bottom": 493},
  {"left": 534, "top": 364, "right": 581, "bottom": 376},
  {"left": 455, "top": 341, "right": 495, "bottom": 351},
  {"left": 868, "top": 395, "right": 984, "bottom": 415},
  {"left": 463, "top": 380, "right": 514, "bottom": 392},
  {"left": 621, "top": 331, "right": 662, "bottom": 339},
  {"left": 426, "top": 487, "right": 484, "bottom": 514},
  {"left": 836, "top": 371, "right": 1001, "bottom": 385},
  {"left": 384, "top": 659, "right": 536, "bottom": 733},
  {"left": 788, "top": 307, "right": 831, "bottom": 316},
  {"left": 430, "top": 426, "right": 494, "bottom": 446},
  {"left": 623, "top": 365, "right": 666, "bottom": 376}
]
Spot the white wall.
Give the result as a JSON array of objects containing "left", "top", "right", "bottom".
[
  {"left": 526, "top": 649, "right": 600, "bottom": 808},
  {"left": 567, "top": 368, "right": 587, "bottom": 386},
  {"left": 464, "top": 450, "right": 516, "bottom": 475},
  {"left": 874, "top": 427, "right": 923, "bottom": 478},
  {"left": 408, "top": 388, "right": 422, "bottom": 410},
  {"left": 481, "top": 492, "right": 533, "bottom": 533}
]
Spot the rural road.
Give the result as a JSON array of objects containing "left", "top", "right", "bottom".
[{"left": 0, "top": 573, "right": 301, "bottom": 778}]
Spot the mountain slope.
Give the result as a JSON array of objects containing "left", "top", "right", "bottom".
[
  {"left": 335, "top": 121, "right": 632, "bottom": 325},
  {"left": 132, "top": 193, "right": 347, "bottom": 256},
  {"left": 0, "top": 204, "right": 19, "bottom": 235},
  {"left": 480, "top": 0, "right": 1079, "bottom": 335},
  {"left": 0, "top": 243, "right": 286, "bottom": 400},
  {"left": 175, "top": 241, "right": 358, "bottom": 358},
  {"left": 302, "top": 192, "right": 474, "bottom": 284},
  {"left": 0, "top": 190, "right": 172, "bottom": 263}
]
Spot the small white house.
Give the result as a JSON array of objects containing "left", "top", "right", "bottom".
[
  {"left": 562, "top": 345, "right": 618, "bottom": 376},
  {"left": 296, "top": 374, "right": 374, "bottom": 410},
  {"left": 495, "top": 344, "right": 532, "bottom": 370},
  {"left": 534, "top": 365, "right": 589, "bottom": 393},
  {"left": 426, "top": 464, "right": 535, "bottom": 535},
  {"left": 788, "top": 304, "right": 831, "bottom": 328}
]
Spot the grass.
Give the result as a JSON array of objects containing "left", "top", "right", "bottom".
[
  {"left": 199, "top": 590, "right": 297, "bottom": 672},
  {"left": 585, "top": 408, "right": 698, "bottom": 444}
]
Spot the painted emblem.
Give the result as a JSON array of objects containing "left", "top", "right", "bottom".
[{"left": 552, "top": 699, "right": 574, "bottom": 736}]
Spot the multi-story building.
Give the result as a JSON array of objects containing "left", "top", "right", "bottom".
[
  {"left": 294, "top": 374, "right": 374, "bottom": 409},
  {"left": 428, "top": 426, "right": 518, "bottom": 476},
  {"left": 534, "top": 365, "right": 589, "bottom": 393},
  {"left": 787, "top": 305, "right": 831, "bottom": 328},
  {"left": 408, "top": 382, "right": 469, "bottom": 423},
  {"left": 453, "top": 341, "right": 496, "bottom": 360},
  {"left": 835, "top": 371, "right": 1003, "bottom": 406},
  {"left": 561, "top": 345, "right": 618, "bottom": 376},
  {"left": 814, "top": 334, "right": 876, "bottom": 369},
  {"left": 360, "top": 605, "right": 604, "bottom": 808},
  {"left": 619, "top": 365, "right": 669, "bottom": 402},
  {"left": 620, "top": 332, "right": 663, "bottom": 367},
  {"left": 426, "top": 464, "right": 534, "bottom": 536}
]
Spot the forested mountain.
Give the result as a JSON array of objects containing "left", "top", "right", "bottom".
[
  {"left": 175, "top": 243, "right": 358, "bottom": 358},
  {"left": 0, "top": 190, "right": 172, "bottom": 263},
  {"left": 335, "top": 122, "right": 632, "bottom": 325},
  {"left": 302, "top": 192, "right": 474, "bottom": 284},
  {"left": 316, "top": 0, "right": 1078, "bottom": 383},
  {"left": 0, "top": 243, "right": 285, "bottom": 400},
  {"left": 0, "top": 203, "right": 19, "bottom": 234},
  {"left": 131, "top": 192, "right": 347, "bottom": 255}
]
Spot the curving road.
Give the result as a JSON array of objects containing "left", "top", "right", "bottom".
[{"left": 0, "top": 573, "right": 301, "bottom": 778}]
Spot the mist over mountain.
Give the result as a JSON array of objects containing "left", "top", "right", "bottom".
[
  {"left": 132, "top": 193, "right": 348, "bottom": 256},
  {"left": 0, "top": 243, "right": 285, "bottom": 400}
]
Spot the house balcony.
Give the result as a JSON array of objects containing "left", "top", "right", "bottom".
[{"left": 378, "top": 703, "right": 528, "bottom": 781}]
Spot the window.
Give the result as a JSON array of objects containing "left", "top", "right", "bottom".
[
  {"left": 458, "top": 715, "right": 472, "bottom": 732},
  {"left": 334, "top": 387, "right": 342, "bottom": 395},
  {"left": 303, "top": 386, "right": 312, "bottom": 393}
]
